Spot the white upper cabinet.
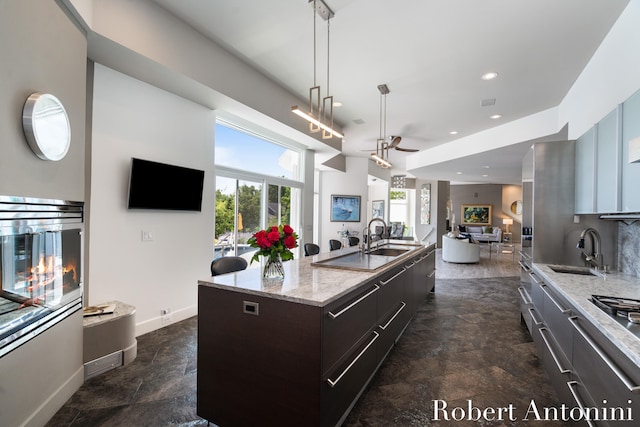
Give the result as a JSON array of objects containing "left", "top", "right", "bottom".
[
  {"left": 596, "top": 106, "right": 622, "bottom": 213},
  {"left": 622, "top": 89, "right": 640, "bottom": 212},
  {"left": 575, "top": 127, "right": 596, "bottom": 214}
]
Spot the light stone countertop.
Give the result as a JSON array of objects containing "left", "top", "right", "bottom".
[
  {"left": 532, "top": 263, "right": 640, "bottom": 367},
  {"left": 198, "top": 242, "right": 434, "bottom": 307}
]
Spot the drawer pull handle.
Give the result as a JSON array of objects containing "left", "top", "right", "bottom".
[
  {"left": 569, "top": 317, "right": 640, "bottom": 393},
  {"left": 327, "top": 331, "right": 379, "bottom": 388},
  {"left": 518, "top": 250, "right": 532, "bottom": 261},
  {"left": 539, "top": 327, "right": 571, "bottom": 374},
  {"left": 528, "top": 272, "right": 543, "bottom": 284},
  {"left": 327, "top": 285, "right": 379, "bottom": 319},
  {"left": 518, "top": 261, "right": 532, "bottom": 273},
  {"left": 405, "top": 261, "right": 416, "bottom": 269},
  {"left": 566, "top": 381, "right": 597, "bottom": 427},
  {"left": 379, "top": 302, "right": 406, "bottom": 330},
  {"left": 528, "top": 308, "right": 542, "bottom": 326},
  {"left": 541, "top": 285, "right": 571, "bottom": 314},
  {"left": 518, "top": 287, "right": 532, "bottom": 305},
  {"left": 380, "top": 267, "right": 407, "bottom": 285},
  {"left": 427, "top": 270, "right": 436, "bottom": 278}
]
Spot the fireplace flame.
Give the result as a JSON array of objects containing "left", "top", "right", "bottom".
[{"left": 22, "top": 256, "right": 78, "bottom": 305}]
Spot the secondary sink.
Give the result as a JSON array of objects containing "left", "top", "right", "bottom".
[
  {"left": 368, "top": 248, "right": 410, "bottom": 257},
  {"left": 549, "top": 265, "right": 599, "bottom": 276}
]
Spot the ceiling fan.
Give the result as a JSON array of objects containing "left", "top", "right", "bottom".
[
  {"left": 366, "top": 85, "right": 418, "bottom": 164},
  {"left": 387, "top": 135, "right": 418, "bottom": 152}
]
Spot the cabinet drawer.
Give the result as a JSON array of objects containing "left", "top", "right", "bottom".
[
  {"left": 570, "top": 316, "right": 640, "bottom": 426},
  {"left": 322, "top": 330, "right": 380, "bottom": 427},
  {"left": 539, "top": 326, "right": 573, "bottom": 406},
  {"left": 377, "top": 266, "right": 408, "bottom": 321},
  {"left": 377, "top": 301, "right": 409, "bottom": 361},
  {"left": 323, "top": 283, "right": 378, "bottom": 373},
  {"left": 518, "top": 286, "right": 533, "bottom": 334},
  {"left": 529, "top": 271, "right": 545, "bottom": 311},
  {"left": 541, "top": 283, "right": 573, "bottom": 360}
]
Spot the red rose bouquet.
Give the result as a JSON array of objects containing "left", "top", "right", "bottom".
[{"left": 247, "top": 224, "right": 299, "bottom": 264}]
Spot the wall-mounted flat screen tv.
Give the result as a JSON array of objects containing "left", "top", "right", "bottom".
[{"left": 127, "top": 158, "right": 205, "bottom": 211}]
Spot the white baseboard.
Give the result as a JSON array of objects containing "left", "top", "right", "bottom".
[
  {"left": 135, "top": 304, "right": 197, "bottom": 337},
  {"left": 24, "top": 366, "right": 84, "bottom": 427}
]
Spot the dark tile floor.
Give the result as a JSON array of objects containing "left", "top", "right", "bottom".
[{"left": 46, "top": 275, "right": 561, "bottom": 427}]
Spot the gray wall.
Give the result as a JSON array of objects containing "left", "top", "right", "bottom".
[
  {"left": 0, "top": 1, "right": 87, "bottom": 425},
  {"left": 451, "top": 184, "right": 505, "bottom": 229},
  {"left": 0, "top": 0, "right": 87, "bottom": 201}
]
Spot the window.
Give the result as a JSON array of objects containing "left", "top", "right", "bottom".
[
  {"left": 389, "top": 189, "right": 415, "bottom": 238},
  {"left": 215, "top": 123, "right": 301, "bottom": 180},
  {"left": 214, "top": 123, "right": 303, "bottom": 262}
]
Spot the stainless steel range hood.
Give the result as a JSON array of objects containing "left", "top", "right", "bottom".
[{"left": 599, "top": 213, "right": 640, "bottom": 224}]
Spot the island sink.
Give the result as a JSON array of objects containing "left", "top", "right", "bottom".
[
  {"left": 368, "top": 247, "right": 410, "bottom": 257},
  {"left": 311, "top": 243, "right": 420, "bottom": 272}
]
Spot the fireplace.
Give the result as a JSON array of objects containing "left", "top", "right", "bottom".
[{"left": 0, "top": 196, "right": 83, "bottom": 358}]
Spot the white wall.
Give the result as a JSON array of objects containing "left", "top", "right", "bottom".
[
  {"left": 90, "top": 64, "right": 215, "bottom": 335},
  {"left": 320, "top": 157, "right": 369, "bottom": 252}
]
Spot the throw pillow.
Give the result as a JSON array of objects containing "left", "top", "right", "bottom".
[
  {"left": 458, "top": 225, "right": 467, "bottom": 232},
  {"left": 483, "top": 225, "right": 493, "bottom": 234}
]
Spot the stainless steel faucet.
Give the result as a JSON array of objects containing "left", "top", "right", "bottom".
[
  {"left": 364, "top": 217, "right": 387, "bottom": 253},
  {"left": 577, "top": 227, "right": 603, "bottom": 269}
]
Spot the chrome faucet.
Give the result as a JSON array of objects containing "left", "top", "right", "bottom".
[
  {"left": 577, "top": 227, "right": 603, "bottom": 270},
  {"left": 364, "top": 217, "right": 387, "bottom": 253}
]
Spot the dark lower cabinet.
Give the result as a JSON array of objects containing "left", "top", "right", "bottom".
[
  {"left": 198, "top": 245, "right": 435, "bottom": 427},
  {"left": 322, "top": 330, "right": 380, "bottom": 426},
  {"left": 527, "top": 267, "right": 640, "bottom": 427}
]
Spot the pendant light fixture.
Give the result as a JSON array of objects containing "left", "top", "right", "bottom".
[
  {"left": 370, "top": 84, "right": 392, "bottom": 168},
  {"left": 291, "top": 0, "right": 343, "bottom": 140}
]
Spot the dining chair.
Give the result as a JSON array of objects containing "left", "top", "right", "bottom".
[
  {"left": 210, "top": 256, "right": 248, "bottom": 275},
  {"left": 304, "top": 243, "right": 320, "bottom": 257},
  {"left": 329, "top": 239, "right": 342, "bottom": 251}
]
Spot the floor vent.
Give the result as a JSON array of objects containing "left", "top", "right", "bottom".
[{"left": 84, "top": 350, "right": 123, "bottom": 380}]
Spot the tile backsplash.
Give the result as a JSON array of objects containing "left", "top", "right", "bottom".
[{"left": 618, "top": 221, "right": 640, "bottom": 277}]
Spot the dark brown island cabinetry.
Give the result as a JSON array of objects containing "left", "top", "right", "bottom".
[
  {"left": 197, "top": 244, "right": 435, "bottom": 427},
  {"left": 525, "top": 265, "right": 640, "bottom": 427}
]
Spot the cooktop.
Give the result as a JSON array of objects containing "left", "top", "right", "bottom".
[{"left": 591, "top": 295, "right": 640, "bottom": 339}]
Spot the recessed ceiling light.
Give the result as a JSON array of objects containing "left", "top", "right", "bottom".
[
  {"left": 482, "top": 72, "right": 499, "bottom": 80},
  {"left": 483, "top": 165, "right": 490, "bottom": 168},
  {"left": 333, "top": 101, "right": 343, "bottom": 107},
  {"left": 449, "top": 131, "right": 459, "bottom": 135},
  {"left": 490, "top": 114, "right": 502, "bottom": 120},
  {"left": 456, "top": 172, "right": 463, "bottom": 175},
  {"left": 482, "top": 174, "right": 489, "bottom": 177}
]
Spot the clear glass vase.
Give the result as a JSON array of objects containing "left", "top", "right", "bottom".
[{"left": 263, "top": 253, "right": 285, "bottom": 280}]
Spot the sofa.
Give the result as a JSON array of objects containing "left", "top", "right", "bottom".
[
  {"left": 442, "top": 234, "right": 481, "bottom": 263},
  {"left": 458, "top": 225, "right": 502, "bottom": 243}
]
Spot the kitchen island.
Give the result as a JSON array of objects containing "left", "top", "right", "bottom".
[
  {"left": 526, "top": 263, "right": 640, "bottom": 426},
  {"left": 197, "top": 242, "right": 436, "bottom": 427}
]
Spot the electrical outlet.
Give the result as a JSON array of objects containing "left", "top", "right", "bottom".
[
  {"left": 160, "top": 308, "right": 172, "bottom": 326},
  {"left": 142, "top": 230, "right": 154, "bottom": 241}
]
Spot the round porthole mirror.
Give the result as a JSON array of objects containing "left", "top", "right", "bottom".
[
  {"left": 22, "top": 93, "right": 71, "bottom": 161},
  {"left": 510, "top": 200, "right": 523, "bottom": 215}
]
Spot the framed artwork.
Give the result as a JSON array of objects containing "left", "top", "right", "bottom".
[
  {"left": 372, "top": 200, "right": 384, "bottom": 220},
  {"left": 420, "top": 183, "right": 431, "bottom": 224},
  {"left": 330, "top": 195, "right": 361, "bottom": 222},
  {"left": 461, "top": 204, "right": 492, "bottom": 226}
]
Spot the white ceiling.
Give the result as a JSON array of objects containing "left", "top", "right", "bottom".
[{"left": 152, "top": 0, "right": 628, "bottom": 184}]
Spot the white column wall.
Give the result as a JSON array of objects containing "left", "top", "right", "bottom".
[{"left": 90, "top": 64, "right": 215, "bottom": 335}]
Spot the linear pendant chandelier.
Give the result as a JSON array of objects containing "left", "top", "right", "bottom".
[
  {"left": 370, "top": 84, "right": 392, "bottom": 168},
  {"left": 291, "top": 0, "right": 343, "bottom": 140}
]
